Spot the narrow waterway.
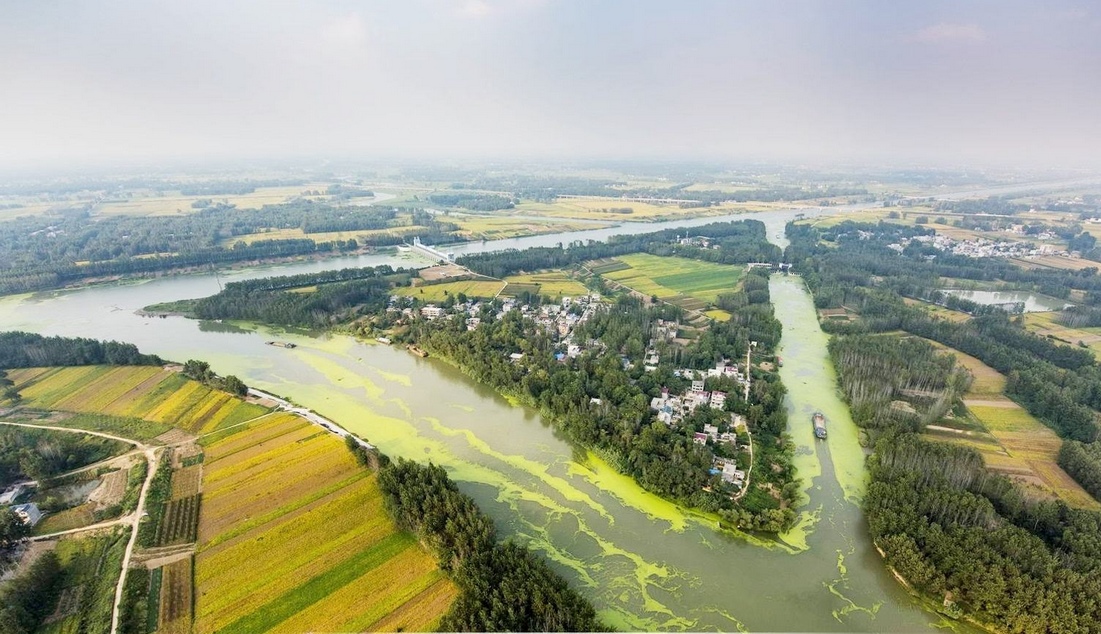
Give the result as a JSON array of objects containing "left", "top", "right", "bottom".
[{"left": 0, "top": 212, "right": 964, "bottom": 631}]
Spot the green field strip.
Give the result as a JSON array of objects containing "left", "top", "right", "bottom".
[{"left": 219, "top": 532, "right": 414, "bottom": 633}]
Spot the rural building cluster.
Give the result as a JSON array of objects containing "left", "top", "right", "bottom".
[{"left": 887, "top": 234, "right": 1070, "bottom": 260}]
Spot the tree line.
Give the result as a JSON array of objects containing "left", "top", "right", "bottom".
[
  {"left": 795, "top": 219, "right": 1101, "bottom": 629},
  {"left": 0, "top": 331, "right": 162, "bottom": 368},
  {"left": 376, "top": 458, "right": 607, "bottom": 632}
]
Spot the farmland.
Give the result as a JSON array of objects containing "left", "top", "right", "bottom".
[
  {"left": 194, "top": 415, "right": 456, "bottom": 633},
  {"left": 510, "top": 196, "right": 782, "bottom": 222},
  {"left": 39, "top": 530, "right": 129, "bottom": 634},
  {"left": 393, "top": 278, "right": 507, "bottom": 302},
  {"left": 920, "top": 339, "right": 1099, "bottom": 508},
  {"left": 1023, "top": 311, "right": 1101, "bottom": 359},
  {"left": 595, "top": 253, "right": 743, "bottom": 311},
  {"left": 502, "top": 270, "right": 591, "bottom": 298},
  {"left": 9, "top": 365, "right": 269, "bottom": 436}
]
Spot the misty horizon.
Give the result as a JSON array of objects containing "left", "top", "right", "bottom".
[{"left": 2, "top": 1, "right": 1100, "bottom": 171}]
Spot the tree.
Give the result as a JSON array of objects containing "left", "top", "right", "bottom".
[
  {"left": 0, "top": 507, "right": 30, "bottom": 570},
  {"left": 223, "top": 375, "right": 248, "bottom": 397}
]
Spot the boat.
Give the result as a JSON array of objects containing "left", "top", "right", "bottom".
[
  {"left": 777, "top": 356, "right": 783, "bottom": 368},
  {"left": 812, "top": 412, "right": 827, "bottom": 439},
  {"left": 376, "top": 337, "right": 392, "bottom": 345},
  {"left": 408, "top": 345, "right": 428, "bottom": 358},
  {"left": 266, "top": 341, "right": 297, "bottom": 349}
]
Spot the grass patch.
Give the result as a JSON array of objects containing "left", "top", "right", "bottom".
[{"left": 600, "top": 253, "right": 743, "bottom": 303}]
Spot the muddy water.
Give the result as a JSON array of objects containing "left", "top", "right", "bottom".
[{"left": 0, "top": 216, "right": 965, "bottom": 631}]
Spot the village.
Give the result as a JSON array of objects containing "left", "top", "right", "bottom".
[
  {"left": 395, "top": 294, "right": 754, "bottom": 494},
  {"left": 886, "top": 232, "right": 1072, "bottom": 260}
]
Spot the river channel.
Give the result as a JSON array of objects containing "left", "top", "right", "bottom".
[{"left": 0, "top": 209, "right": 962, "bottom": 631}]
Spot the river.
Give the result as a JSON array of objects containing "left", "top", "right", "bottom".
[{"left": 0, "top": 209, "right": 964, "bottom": 631}]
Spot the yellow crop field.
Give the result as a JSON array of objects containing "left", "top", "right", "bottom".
[
  {"left": 599, "top": 253, "right": 743, "bottom": 304},
  {"left": 11, "top": 366, "right": 268, "bottom": 437},
  {"left": 195, "top": 416, "right": 454, "bottom": 633},
  {"left": 502, "top": 270, "right": 591, "bottom": 298},
  {"left": 901, "top": 297, "right": 972, "bottom": 324},
  {"left": 394, "top": 279, "right": 506, "bottom": 301}
]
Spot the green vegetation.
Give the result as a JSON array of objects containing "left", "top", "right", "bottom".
[
  {"left": 0, "top": 424, "right": 128, "bottom": 486},
  {"left": 42, "top": 531, "right": 130, "bottom": 634},
  {"left": 379, "top": 458, "right": 606, "bottom": 632},
  {"left": 0, "top": 550, "right": 63, "bottom": 634},
  {"left": 793, "top": 218, "right": 1101, "bottom": 628},
  {"left": 601, "top": 253, "right": 743, "bottom": 303},
  {"left": 0, "top": 331, "right": 162, "bottom": 369},
  {"left": 1059, "top": 441, "right": 1101, "bottom": 502}
]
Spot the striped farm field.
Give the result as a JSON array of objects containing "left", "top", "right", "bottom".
[
  {"left": 598, "top": 253, "right": 743, "bottom": 303},
  {"left": 502, "top": 270, "right": 591, "bottom": 298},
  {"left": 194, "top": 416, "right": 456, "bottom": 633},
  {"left": 11, "top": 366, "right": 269, "bottom": 435}
]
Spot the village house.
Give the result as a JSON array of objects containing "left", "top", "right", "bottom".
[{"left": 11, "top": 502, "right": 42, "bottom": 527}]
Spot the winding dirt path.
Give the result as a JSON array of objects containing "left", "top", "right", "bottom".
[{"left": 0, "top": 421, "right": 158, "bottom": 634}]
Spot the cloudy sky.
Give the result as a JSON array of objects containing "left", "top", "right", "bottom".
[{"left": 1, "top": 1, "right": 1099, "bottom": 169}]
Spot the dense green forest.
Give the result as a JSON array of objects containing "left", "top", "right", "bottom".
[
  {"left": 0, "top": 426, "right": 127, "bottom": 487},
  {"left": 1059, "top": 441, "right": 1101, "bottom": 502},
  {"left": 0, "top": 200, "right": 456, "bottom": 294},
  {"left": 787, "top": 222, "right": 1101, "bottom": 444},
  {"left": 0, "top": 551, "right": 63, "bottom": 633},
  {"left": 0, "top": 332, "right": 162, "bottom": 369},
  {"left": 793, "top": 219, "right": 1101, "bottom": 630},
  {"left": 376, "top": 457, "right": 606, "bottom": 632}
]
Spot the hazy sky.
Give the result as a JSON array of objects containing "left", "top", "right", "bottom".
[{"left": 1, "top": 1, "right": 1099, "bottom": 169}]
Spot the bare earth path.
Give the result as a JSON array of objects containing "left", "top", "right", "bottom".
[{"left": 0, "top": 421, "right": 158, "bottom": 634}]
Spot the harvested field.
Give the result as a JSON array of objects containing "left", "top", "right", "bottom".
[
  {"left": 34, "top": 503, "right": 96, "bottom": 535},
  {"left": 194, "top": 415, "right": 454, "bottom": 633},
  {"left": 88, "top": 469, "right": 129, "bottom": 510},
  {"left": 158, "top": 557, "right": 194, "bottom": 634},
  {"left": 394, "top": 278, "right": 505, "bottom": 301},
  {"left": 170, "top": 465, "right": 202, "bottom": 500}
]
